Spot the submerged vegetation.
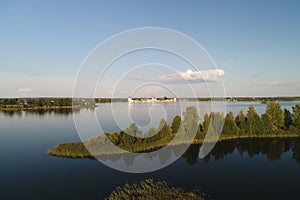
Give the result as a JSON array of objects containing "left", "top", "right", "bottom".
[
  {"left": 105, "top": 179, "right": 208, "bottom": 200},
  {"left": 48, "top": 102, "right": 300, "bottom": 158}
]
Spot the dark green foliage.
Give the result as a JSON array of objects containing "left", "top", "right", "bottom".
[
  {"left": 235, "top": 110, "right": 246, "bottom": 134},
  {"left": 105, "top": 179, "right": 207, "bottom": 200},
  {"left": 158, "top": 119, "right": 172, "bottom": 139},
  {"left": 202, "top": 113, "right": 210, "bottom": 135},
  {"left": 171, "top": 115, "right": 181, "bottom": 134},
  {"left": 120, "top": 123, "right": 142, "bottom": 145},
  {"left": 245, "top": 105, "right": 261, "bottom": 135},
  {"left": 106, "top": 132, "right": 120, "bottom": 145},
  {"left": 284, "top": 109, "right": 293, "bottom": 130},
  {"left": 195, "top": 124, "right": 204, "bottom": 140},
  {"left": 261, "top": 114, "right": 273, "bottom": 135},
  {"left": 222, "top": 111, "right": 239, "bottom": 135},
  {"left": 0, "top": 98, "right": 88, "bottom": 109},
  {"left": 293, "top": 104, "right": 300, "bottom": 129},
  {"left": 265, "top": 102, "right": 284, "bottom": 130}
]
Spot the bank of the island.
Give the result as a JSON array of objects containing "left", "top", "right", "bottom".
[{"left": 48, "top": 102, "right": 300, "bottom": 158}]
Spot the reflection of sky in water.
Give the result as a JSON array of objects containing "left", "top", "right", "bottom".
[
  {"left": 96, "top": 101, "right": 300, "bottom": 133},
  {"left": 0, "top": 101, "right": 300, "bottom": 199}
]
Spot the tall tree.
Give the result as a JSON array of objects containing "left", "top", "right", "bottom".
[
  {"left": 284, "top": 109, "right": 293, "bottom": 130},
  {"left": 293, "top": 104, "right": 300, "bottom": 129},
  {"left": 265, "top": 102, "right": 284, "bottom": 130},
  {"left": 261, "top": 113, "right": 273, "bottom": 135},
  {"left": 222, "top": 111, "right": 239, "bottom": 135},
  {"left": 183, "top": 106, "right": 199, "bottom": 139},
  {"left": 158, "top": 119, "right": 172, "bottom": 140},
  {"left": 171, "top": 115, "right": 181, "bottom": 134},
  {"left": 202, "top": 113, "right": 210, "bottom": 135},
  {"left": 235, "top": 110, "right": 246, "bottom": 135},
  {"left": 246, "top": 105, "right": 261, "bottom": 135}
]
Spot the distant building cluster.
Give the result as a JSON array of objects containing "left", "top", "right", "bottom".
[{"left": 128, "top": 97, "right": 177, "bottom": 103}]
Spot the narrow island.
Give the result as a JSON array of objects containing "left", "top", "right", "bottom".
[
  {"left": 48, "top": 102, "right": 300, "bottom": 158},
  {"left": 105, "top": 179, "right": 208, "bottom": 200}
]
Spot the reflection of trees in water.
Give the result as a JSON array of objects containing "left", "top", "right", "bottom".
[
  {"left": 202, "top": 138, "right": 297, "bottom": 163},
  {"left": 182, "top": 144, "right": 200, "bottom": 165},
  {"left": 97, "top": 138, "right": 300, "bottom": 166},
  {"left": 292, "top": 139, "right": 300, "bottom": 163},
  {"left": 0, "top": 107, "right": 84, "bottom": 117},
  {"left": 0, "top": 110, "right": 22, "bottom": 117}
]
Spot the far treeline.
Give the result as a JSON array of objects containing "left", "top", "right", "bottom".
[
  {"left": 48, "top": 102, "right": 300, "bottom": 158},
  {"left": 182, "top": 96, "right": 300, "bottom": 102},
  {"left": 1, "top": 96, "right": 300, "bottom": 110},
  {"left": 0, "top": 98, "right": 96, "bottom": 109}
]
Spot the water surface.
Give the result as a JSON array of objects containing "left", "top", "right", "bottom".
[{"left": 0, "top": 101, "right": 300, "bottom": 199}]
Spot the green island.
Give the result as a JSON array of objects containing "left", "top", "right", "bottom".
[
  {"left": 105, "top": 179, "right": 208, "bottom": 200},
  {"left": 48, "top": 102, "right": 300, "bottom": 158}
]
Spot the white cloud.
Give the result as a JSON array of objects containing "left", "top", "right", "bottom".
[
  {"left": 157, "top": 69, "right": 225, "bottom": 83},
  {"left": 18, "top": 88, "right": 32, "bottom": 93}
]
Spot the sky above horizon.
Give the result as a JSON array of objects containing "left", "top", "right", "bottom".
[{"left": 1, "top": 0, "right": 300, "bottom": 97}]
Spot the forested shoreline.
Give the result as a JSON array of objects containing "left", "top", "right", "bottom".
[{"left": 1, "top": 96, "right": 300, "bottom": 111}]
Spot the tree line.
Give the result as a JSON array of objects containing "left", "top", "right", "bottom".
[
  {"left": 0, "top": 98, "right": 97, "bottom": 108},
  {"left": 103, "top": 102, "right": 300, "bottom": 148}
]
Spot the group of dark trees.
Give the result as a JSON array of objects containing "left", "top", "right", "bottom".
[
  {"left": 104, "top": 102, "right": 300, "bottom": 147},
  {"left": 219, "top": 102, "right": 300, "bottom": 136}
]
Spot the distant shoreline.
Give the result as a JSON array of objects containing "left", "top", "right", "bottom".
[
  {"left": 1, "top": 96, "right": 300, "bottom": 110},
  {"left": 0, "top": 105, "right": 96, "bottom": 111}
]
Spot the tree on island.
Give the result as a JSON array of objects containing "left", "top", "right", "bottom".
[
  {"left": 222, "top": 111, "right": 239, "bottom": 135},
  {"left": 245, "top": 105, "right": 261, "bottom": 135},
  {"left": 293, "top": 104, "right": 300, "bottom": 129},
  {"left": 265, "top": 102, "right": 284, "bottom": 131},
  {"left": 235, "top": 110, "right": 246, "bottom": 135},
  {"left": 284, "top": 109, "right": 293, "bottom": 130},
  {"left": 171, "top": 115, "right": 181, "bottom": 134}
]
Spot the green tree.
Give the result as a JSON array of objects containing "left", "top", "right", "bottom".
[
  {"left": 157, "top": 119, "right": 172, "bottom": 140},
  {"left": 261, "top": 113, "right": 273, "bottom": 135},
  {"left": 245, "top": 105, "right": 261, "bottom": 135},
  {"left": 265, "top": 102, "right": 284, "bottom": 130},
  {"left": 202, "top": 113, "right": 210, "bottom": 135},
  {"left": 235, "top": 110, "right": 246, "bottom": 135},
  {"left": 222, "top": 111, "right": 239, "bottom": 135},
  {"left": 144, "top": 127, "right": 157, "bottom": 143},
  {"left": 293, "top": 104, "right": 300, "bottom": 129},
  {"left": 284, "top": 109, "right": 293, "bottom": 130},
  {"left": 120, "top": 123, "right": 142, "bottom": 145},
  {"left": 210, "top": 112, "right": 225, "bottom": 136},
  {"left": 171, "top": 115, "right": 181, "bottom": 134},
  {"left": 183, "top": 106, "right": 199, "bottom": 139}
]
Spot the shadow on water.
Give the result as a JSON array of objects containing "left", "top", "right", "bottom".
[
  {"left": 0, "top": 107, "right": 90, "bottom": 117},
  {"left": 96, "top": 138, "right": 300, "bottom": 166}
]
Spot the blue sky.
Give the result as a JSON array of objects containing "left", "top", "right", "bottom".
[{"left": 1, "top": 0, "right": 300, "bottom": 97}]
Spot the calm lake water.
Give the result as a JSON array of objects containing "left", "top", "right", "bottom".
[{"left": 1, "top": 101, "right": 300, "bottom": 200}]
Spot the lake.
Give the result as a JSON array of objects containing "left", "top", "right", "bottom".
[{"left": 1, "top": 101, "right": 300, "bottom": 200}]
